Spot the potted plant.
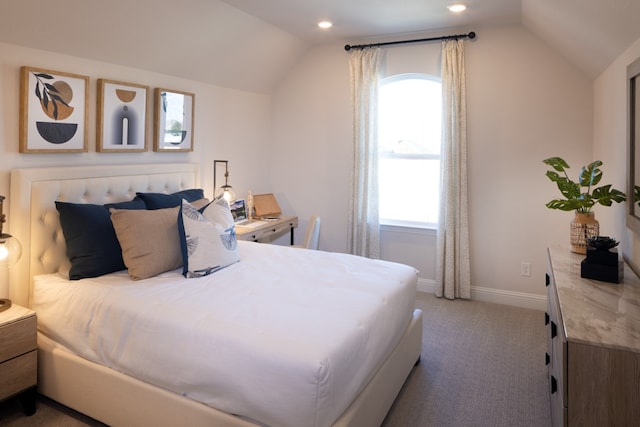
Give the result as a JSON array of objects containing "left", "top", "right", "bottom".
[{"left": 543, "top": 156, "right": 626, "bottom": 254}]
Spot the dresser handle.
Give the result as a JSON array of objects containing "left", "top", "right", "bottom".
[
  {"left": 551, "top": 375, "right": 558, "bottom": 394},
  {"left": 545, "top": 273, "right": 550, "bottom": 287},
  {"left": 551, "top": 321, "right": 557, "bottom": 339},
  {"left": 545, "top": 352, "right": 550, "bottom": 365},
  {"left": 545, "top": 312, "right": 550, "bottom": 325}
]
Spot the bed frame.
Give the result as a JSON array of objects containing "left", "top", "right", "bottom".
[{"left": 9, "top": 163, "right": 423, "bottom": 427}]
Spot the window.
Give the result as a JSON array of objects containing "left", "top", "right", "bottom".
[{"left": 378, "top": 74, "right": 441, "bottom": 228}]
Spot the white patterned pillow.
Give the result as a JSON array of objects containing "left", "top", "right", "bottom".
[{"left": 178, "top": 198, "right": 239, "bottom": 278}]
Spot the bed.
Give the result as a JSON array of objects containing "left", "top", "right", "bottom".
[{"left": 9, "top": 163, "right": 423, "bottom": 427}]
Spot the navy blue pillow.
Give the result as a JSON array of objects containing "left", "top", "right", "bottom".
[
  {"left": 136, "top": 189, "right": 205, "bottom": 210},
  {"left": 104, "top": 198, "right": 145, "bottom": 210},
  {"left": 55, "top": 200, "right": 145, "bottom": 280}
]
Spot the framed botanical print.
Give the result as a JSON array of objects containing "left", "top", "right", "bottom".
[
  {"left": 154, "top": 88, "right": 194, "bottom": 152},
  {"left": 19, "top": 66, "right": 89, "bottom": 153},
  {"left": 97, "top": 79, "right": 149, "bottom": 152}
]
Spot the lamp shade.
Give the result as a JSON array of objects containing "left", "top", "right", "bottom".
[
  {"left": 215, "top": 185, "right": 236, "bottom": 203},
  {"left": 213, "top": 160, "right": 237, "bottom": 203},
  {"left": 0, "top": 233, "right": 22, "bottom": 268}
]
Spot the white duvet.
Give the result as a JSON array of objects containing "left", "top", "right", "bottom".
[{"left": 33, "top": 241, "right": 417, "bottom": 427}]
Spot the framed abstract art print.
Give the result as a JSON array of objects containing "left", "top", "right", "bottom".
[
  {"left": 19, "top": 66, "right": 89, "bottom": 153},
  {"left": 97, "top": 79, "right": 150, "bottom": 152},
  {"left": 154, "top": 88, "right": 194, "bottom": 152}
]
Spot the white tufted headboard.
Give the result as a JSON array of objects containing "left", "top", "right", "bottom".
[{"left": 9, "top": 163, "right": 200, "bottom": 307}]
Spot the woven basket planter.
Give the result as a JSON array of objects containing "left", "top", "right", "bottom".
[{"left": 570, "top": 212, "right": 599, "bottom": 254}]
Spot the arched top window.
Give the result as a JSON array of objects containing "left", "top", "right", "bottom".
[
  {"left": 378, "top": 73, "right": 442, "bottom": 228},
  {"left": 379, "top": 74, "right": 441, "bottom": 156}
]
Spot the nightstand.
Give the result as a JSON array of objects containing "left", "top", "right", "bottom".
[{"left": 0, "top": 303, "right": 37, "bottom": 416}]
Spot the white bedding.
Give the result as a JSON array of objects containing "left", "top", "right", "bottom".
[{"left": 33, "top": 241, "right": 417, "bottom": 427}]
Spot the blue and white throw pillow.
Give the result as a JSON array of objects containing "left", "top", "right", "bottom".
[{"left": 178, "top": 198, "right": 239, "bottom": 278}]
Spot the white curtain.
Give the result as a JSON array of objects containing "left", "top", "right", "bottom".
[
  {"left": 347, "top": 48, "right": 382, "bottom": 259},
  {"left": 436, "top": 39, "right": 471, "bottom": 299}
]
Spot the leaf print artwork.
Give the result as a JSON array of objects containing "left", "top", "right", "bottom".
[
  {"left": 33, "top": 73, "right": 75, "bottom": 121},
  {"left": 19, "top": 66, "right": 88, "bottom": 152}
]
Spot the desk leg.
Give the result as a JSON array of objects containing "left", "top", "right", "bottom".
[{"left": 290, "top": 227, "right": 294, "bottom": 245}]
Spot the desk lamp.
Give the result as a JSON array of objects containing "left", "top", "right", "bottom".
[
  {"left": 213, "top": 160, "right": 237, "bottom": 203},
  {"left": 0, "top": 195, "right": 22, "bottom": 312}
]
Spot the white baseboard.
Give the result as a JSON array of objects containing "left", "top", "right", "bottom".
[
  {"left": 416, "top": 278, "right": 436, "bottom": 294},
  {"left": 417, "top": 278, "right": 547, "bottom": 311}
]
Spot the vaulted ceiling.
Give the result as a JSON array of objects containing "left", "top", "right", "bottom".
[{"left": 0, "top": 0, "right": 639, "bottom": 93}]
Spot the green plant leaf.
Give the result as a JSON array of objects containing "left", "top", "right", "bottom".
[
  {"left": 545, "top": 199, "right": 583, "bottom": 211},
  {"left": 545, "top": 171, "right": 580, "bottom": 200},
  {"left": 579, "top": 161, "right": 603, "bottom": 187},
  {"left": 542, "top": 157, "right": 570, "bottom": 173},
  {"left": 543, "top": 156, "right": 625, "bottom": 212},
  {"left": 592, "top": 185, "right": 626, "bottom": 206}
]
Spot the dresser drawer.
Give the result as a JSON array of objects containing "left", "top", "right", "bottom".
[
  {"left": 0, "top": 350, "right": 37, "bottom": 399},
  {"left": 0, "top": 315, "right": 37, "bottom": 362}
]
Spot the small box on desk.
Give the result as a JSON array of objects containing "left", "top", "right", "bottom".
[
  {"left": 580, "top": 248, "right": 623, "bottom": 284},
  {"left": 585, "top": 247, "right": 619, "bottom": 266}
]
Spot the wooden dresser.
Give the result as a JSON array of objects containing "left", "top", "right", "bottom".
[{"left": 546, "top": 246, "right": 640, "bottom": 426}]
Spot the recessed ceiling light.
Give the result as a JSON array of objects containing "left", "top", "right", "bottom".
[
  {"left": 318, "top": 21, "right": 333, "bottom": 29},
  {"left": 447, "top": 4, "right": 467, "bottom": 13}
]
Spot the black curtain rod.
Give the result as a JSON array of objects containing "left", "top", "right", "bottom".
[{"left": 344, "top": 31, "right": 476, "bottom": 51}]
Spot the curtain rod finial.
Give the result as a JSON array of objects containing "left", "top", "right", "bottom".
[
  {"left": 468, "top": 32, "right": 476, "bottom": 39},
  {"left": 344, "top": 44, "right": 352, "bottom": 51}
]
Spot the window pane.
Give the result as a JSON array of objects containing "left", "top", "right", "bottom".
[
  {"left": 379, "top": 157, "right": 440, "bottom": 225},
  {"left": 379, "top": 78, "right": 441, "bottom": 155},
  {"left": 378, "top": 75, "right": 441, "bottom": 227}
]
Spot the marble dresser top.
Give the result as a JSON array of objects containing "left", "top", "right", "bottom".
[{"left": 547, "top": 245, "right": 640, "bottom": 353}]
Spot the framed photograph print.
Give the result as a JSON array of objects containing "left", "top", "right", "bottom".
[
  {"left": 97, "top": 79, "right": 149, "bottom": 152},
  {"left": 154, "top": 88, "right": 194, "bottom": 152},
  {"left": 19, "top": 66, "right": 89, "bottom": 153}
]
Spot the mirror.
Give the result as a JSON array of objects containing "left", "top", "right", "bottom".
[
  {"left": 627, "top": 57, "right": 640, "bottom": 233},
  {"left": 153, "top": 88, "right": 195, "bottom": 152}
]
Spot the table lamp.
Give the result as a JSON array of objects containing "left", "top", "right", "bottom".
[
  {"left": 213, "top": 160, "right": 237, "bottom": 203},
  {"left": 0, "top": 195, "right": 22, "bottom": 312}
]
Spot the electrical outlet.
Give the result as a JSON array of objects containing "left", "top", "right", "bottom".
[{"left": 521, "top": 262, "right": 531, "bottom": 277}]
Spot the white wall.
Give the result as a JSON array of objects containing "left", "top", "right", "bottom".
[
  {"left": 0, "top": 42, "right": 273, "bottom": 226},
  {"left": 271, "top": 24, "right": 594, "bottom": 308},
  {"left": 270, "top": 43, "right": 353, "bottom": 250},
  {"left": 466, "top": 25, "right": 592, "bottom": 306},
  {"left": 594, "top": 37, "right": 640, "bottom": 273}
]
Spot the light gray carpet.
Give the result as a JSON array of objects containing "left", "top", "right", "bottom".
[
  {"left": 0, "top": 293, "right": 551, "bottom": 426},
  {"left": 382, "top": 293, "right": 551, "bottom": 427}
]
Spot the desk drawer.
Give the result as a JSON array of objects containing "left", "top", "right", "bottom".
[
  {"left": 265, "top": 222, "right": 295, "bottom": 237},
  {"left": 244, "top": 220, "right": 297, "bottom": 242}
]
